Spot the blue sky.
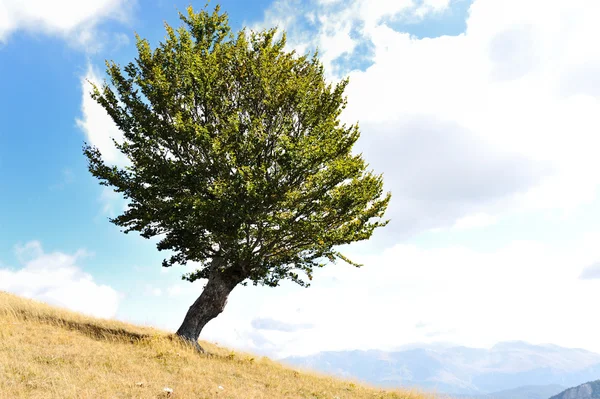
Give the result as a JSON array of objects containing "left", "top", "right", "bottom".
[{"left": 1, "top": 0, "right": 600, "bottom": 359}]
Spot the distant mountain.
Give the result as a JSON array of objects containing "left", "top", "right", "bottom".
[
  {"left": 282, "top": 342, "right": 600, "bottom": 396},
  {"left": 549, "top": 380, "right": 600, "bottom": 399},
  {"left": 450, "top": 384, "right": 566, "bottom": 399}
]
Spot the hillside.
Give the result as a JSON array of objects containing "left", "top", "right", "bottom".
[
  {"left": 550, "top": 380, "right": 600, "bottom": 399},
  {"left": 0, "top": 291, "right": 434, "bottom": 398}
]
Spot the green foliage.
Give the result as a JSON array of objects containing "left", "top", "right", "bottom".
[{"left": 83, "top": 5, "right": 390, "bottom": 287}]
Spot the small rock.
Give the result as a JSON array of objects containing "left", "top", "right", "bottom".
[
  {"left": 135, "top": 382, "right": 144, "bottom": 387},
  {"left": 218, "top": 386, "right": 224, "bottom": 390},
  {"left": 163, "top": 387, "right": 173, "bottom": 395}
]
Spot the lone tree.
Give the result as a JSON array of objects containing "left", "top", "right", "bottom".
[{"left": 84, "top": 5, "right": 390, "bottom": 351}]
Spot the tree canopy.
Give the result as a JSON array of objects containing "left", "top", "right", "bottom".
[{"left": 84, "top": 5, "right": 390, "bottom": 340}]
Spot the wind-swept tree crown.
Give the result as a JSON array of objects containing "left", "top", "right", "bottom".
[{"left": 84, "top": 5, "right": 390, "bottom": 287}]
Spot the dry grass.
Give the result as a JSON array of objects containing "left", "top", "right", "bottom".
[{"left": 0, "top": 291, "right": 438, "bottom": 399}]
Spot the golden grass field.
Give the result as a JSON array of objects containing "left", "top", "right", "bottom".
[{"left": 0, "top": 291, "right": 439, "bottom": 399}]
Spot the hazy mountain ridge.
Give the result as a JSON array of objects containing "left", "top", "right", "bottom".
[
  {"left": 549, "top": 380, "right": 600, "bottom": 399},
  {"left": 282, "top": 342, "right": 600, "bottom": 396},
  {"left": 449, "top": 384, "right": 566, "bottom": 399}
]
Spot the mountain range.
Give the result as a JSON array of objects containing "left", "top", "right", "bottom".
[
  {"left": 550, "top": 380, "right": 600, "bottom": 399},
  {"left": 450, "top": 384, "right": 566, "bottom": 399},
  {"left": 282, "top": 341, "right": 600, "bottom": 397}
]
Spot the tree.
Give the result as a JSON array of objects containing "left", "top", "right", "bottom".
[{"left": 83, "top": 5, "right": 391, "bottom": 352}]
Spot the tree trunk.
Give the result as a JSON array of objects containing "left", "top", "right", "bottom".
[{"left": 175, "top": 259, "right": 245, "bottom": 352}]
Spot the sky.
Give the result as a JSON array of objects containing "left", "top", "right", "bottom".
[{"left": 1, "top": 0, "right": 599, "bottom": 360}]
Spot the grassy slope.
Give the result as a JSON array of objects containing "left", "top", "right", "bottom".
[{"left": 0, "top": 291, "right": 437, "bottom": 399}]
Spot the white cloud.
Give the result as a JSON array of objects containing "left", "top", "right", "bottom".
[
  {"left": 256, "top": 0, "right": 600, "bottom": 237},
  {"left": 99, "top": 186, "right": 128, "bottom": 218},
  {"left": 166, "top": 285, "right": 184, "bottom": 297},
  {"left": 78, "top": 64, "right": 130, "bottom": 217},
  {"left": 0, "top": 241, "right": 119, "bottom": 319},
  {"left": 0, "top": 0, "right": 131, "bottom": 50},
  {"left": 77, "top": 64, "right": 127, "bottom": 168},
  {"left": 416, "top": 0, "right": 452, "bottom": 17},
  {"left": 197, "top": 232, "right": 600, "bottom": 359},
  {"left": 145, "top": 284, "right": 163, "bottom": 297},
  {"left": 251, "top": 317, "right": 314, "bottom": 333},
  {"left": 580, "top": 262, "right": 600, "bottom": 280},
  {"left": 252, "top": 0, "right": 450, "bottom": 74},
  {"left": 452, "top": 212, "right": 498, "bottom": 230}
]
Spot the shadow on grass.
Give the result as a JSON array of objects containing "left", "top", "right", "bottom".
[
  {"left": 3, "top": 300, "right": 223, "bottom": 356},
  {"left": 57, "top": 319, "right": 151, "bottom": 342},
  {"left": 7, "top": 307, "right": 152, "bottom": 343}
]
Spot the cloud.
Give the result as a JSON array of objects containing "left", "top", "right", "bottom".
[
  {"left": 580, "top": 262, "right": 600, "bottom": 280},
  {"left": 0, "top": 0, "right": 131, "bottom": 50},
  {"left": 251, "top": 317, "right": 314, "bottom": 333},
  {"left": 255, "top": 0, "right": 600, "bottom": 239},
  {"left": 145, "top": 284, "right": 163, "bottom": 297},
  {"left": 252, "top": 0, "right": 452, "bottom": 74},
  {"left": 354, "top": 117, "right": 551, "bottom": 239},
  {"left": 0, "top": 241, "right": 119, "bottom": 319},
  {"left": 200, "top": 232, "right": 600, "bottom": 359},
  {"left": 166, "top": 285, "right": 184, "bottom": 297},
  {"left": 78, "top": 64, "right": 130, "bottom": 217},
  {"left": 416, "top": 0, "right": 452, "bottom": 17},
  {"left": 77, "top": 64, "right": 128, "bottom": 167},
  {"left": 452, "top": 213, "right": 498, "bottom": 231},
  {"left": 98, "top": 186, "right": 128, "bottom": 218}
]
